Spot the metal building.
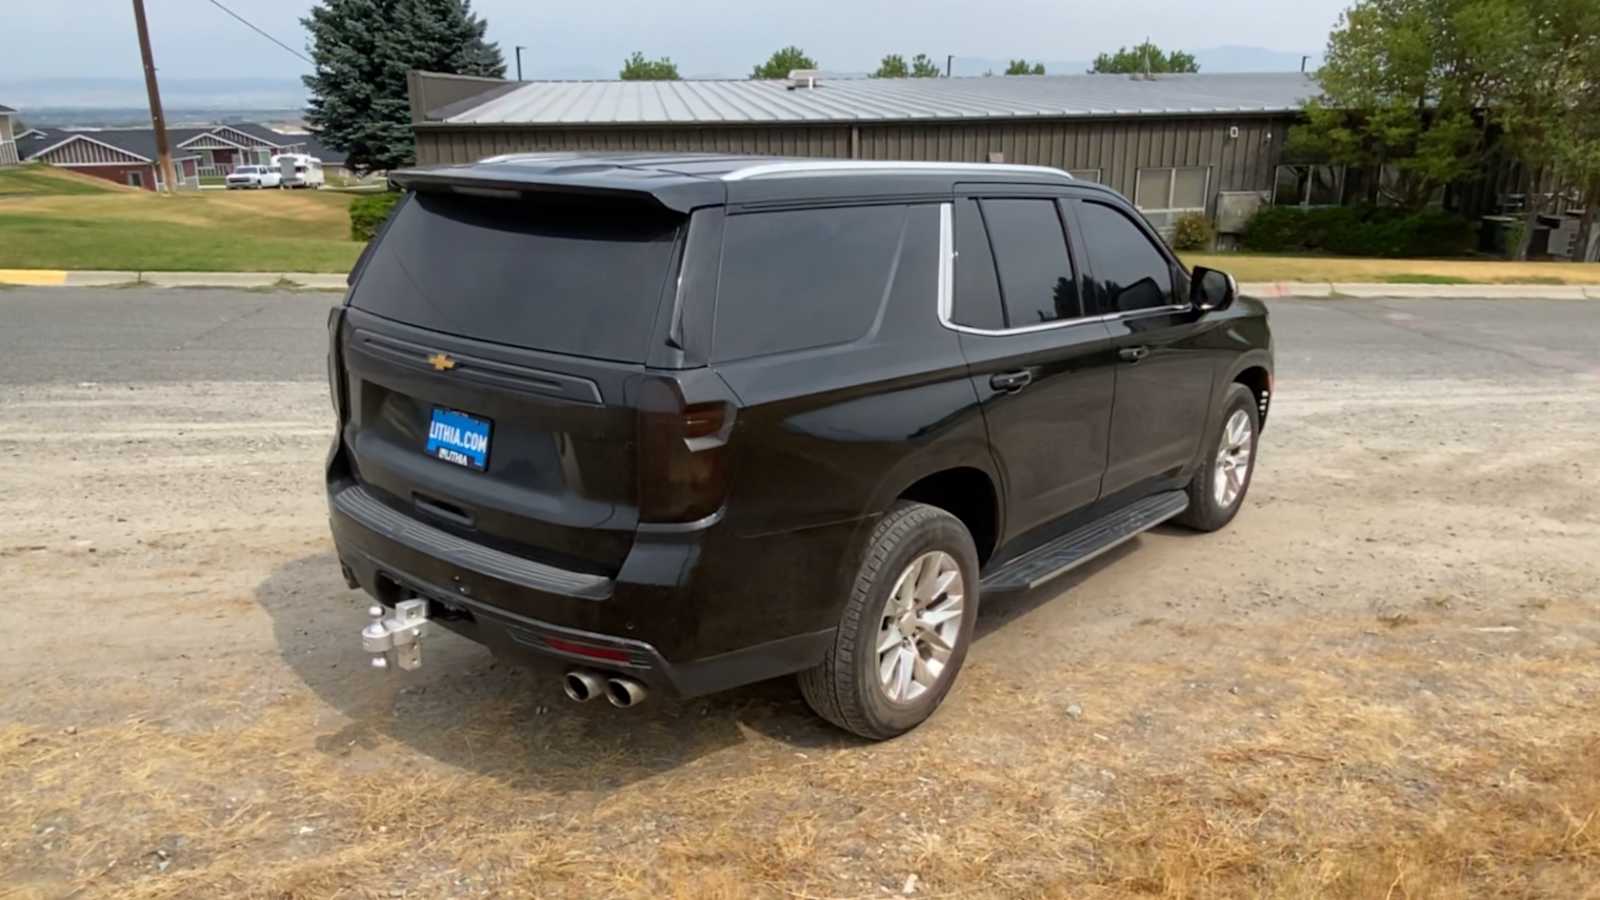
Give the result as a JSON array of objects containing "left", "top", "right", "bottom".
[{"left": 408, "top": 71, "right": 1317, "bottom": 233}]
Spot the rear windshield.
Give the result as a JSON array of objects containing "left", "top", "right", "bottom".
[{"left": 349, "top": 190, "right": 684, "bottom": 362}]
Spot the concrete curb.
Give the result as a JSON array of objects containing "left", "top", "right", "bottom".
[
  {"left": 0, "top": 270, "right": 347, "bottom": 291},
  {"left": 1240, "top": 280, "right": 1600, "bottom": 300}
]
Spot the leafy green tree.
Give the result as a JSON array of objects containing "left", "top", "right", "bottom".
[
  {"left": 303, "top": 0, "right": 503, "bottom": 174},
  {"left": 1005, "top": 60, "right": 1045, "bottom": 76},
  {"left": 1466, "top": 0, "right": 1600, "bottom": 257},
  {"left": 873, "top": 53, "right": 941, "bottom": 78},
  {"left": 751, "top": 46, "right": 818, "bottom": 79},
  {"left": 619, "top": 51, "right": 680, "bottom": 80},
  {"left": 1284, "top": 0, "right": 1493, "bottom": 211},
  {"left": 873, "top": 54, "right": 909, "bottom": 78},
  {"left": 909, "top": 54, "right": 942, "bottom": 77},
  {"left": 1091, "top": 42, "right": 1198, "bottom": 74}
]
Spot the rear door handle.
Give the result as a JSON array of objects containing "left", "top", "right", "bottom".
[
  {"left": 990, "top": 369, "right": 1033, "bottom": 392},
  {"left": 1119, "top": 346, "right": 1150, "bottom": 363}
]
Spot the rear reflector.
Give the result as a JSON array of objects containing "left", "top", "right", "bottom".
[{"left": 545, "top": 637, "right": 632, "bottom": 663}]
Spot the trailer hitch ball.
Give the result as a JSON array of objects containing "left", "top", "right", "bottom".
[{"left": 362, "top": 599, "right": 429, "bottom": 671}]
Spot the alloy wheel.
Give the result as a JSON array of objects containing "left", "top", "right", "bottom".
[
  {"left": 1213, "top": 408, "right": 1254, "bottom": 508},
  {"left": 876, "top": 550, "right": 965, "bottom": 703}
]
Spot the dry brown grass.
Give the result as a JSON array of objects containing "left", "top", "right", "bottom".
[{"left": 3, "top": 606, "right": 1597, "bottom": 899}]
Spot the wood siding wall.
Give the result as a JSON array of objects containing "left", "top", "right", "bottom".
[{"left": 414, "top": 115, "right": 1294, "bottom": 215}]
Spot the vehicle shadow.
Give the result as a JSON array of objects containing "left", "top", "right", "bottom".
[
  {"left": 255, "top": 553, "right": 860, "bottom": 793},
  {"left": 257, "top": 544, "right": 1134, "bottom": 791},
  {"left": 972, "top": 539, "right": 1138, "bottom": 640}
]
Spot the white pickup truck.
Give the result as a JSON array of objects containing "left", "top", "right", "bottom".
[{"left": 225, "top": 165, "right": 284, "bottom": 190}]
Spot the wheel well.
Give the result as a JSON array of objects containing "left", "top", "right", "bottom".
[
  {"left": 898, "top": 467, "right": 999, "bottom": 565},
  {"left": 1234, "top": 366, "right": 1271, "bottom": 429}
]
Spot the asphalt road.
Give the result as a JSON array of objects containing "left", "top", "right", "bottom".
[{"left": 1, "top": 286, "right": 1597, "bottom": 385}]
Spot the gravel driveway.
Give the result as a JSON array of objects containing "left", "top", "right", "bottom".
[{"left": 2, "top": 289, "right": 1597, "bottom": 898}]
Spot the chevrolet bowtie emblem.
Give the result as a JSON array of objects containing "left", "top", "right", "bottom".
[{"left": 427, "top": 353, "right": 457, "bottom": 372}]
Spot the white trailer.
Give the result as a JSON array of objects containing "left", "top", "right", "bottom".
[{"left": 272, "top": 153, "right": 325, "bottom": 189}]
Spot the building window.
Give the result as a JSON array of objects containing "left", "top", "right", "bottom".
[
  {"left": 126, "top": 171, "right": 144, "bottom": 188},
  {"left": 1067, "top": 168, "right": 1102, "bottom": 183},
  {"left": 1134, "top": 167, "right": 1210, "bottom": 212},
  {"left": 1274, "top": 164, "right": 1343, "bottom": 206}
]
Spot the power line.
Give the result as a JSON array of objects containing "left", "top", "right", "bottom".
[{"left": 205, "top": 0, "right": 313, "bottom": 65}]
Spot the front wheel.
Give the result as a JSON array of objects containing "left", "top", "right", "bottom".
[
  {"left": 1176, "top": 383, "right": 1260, "bottom": 532},
  {"left": 799, "top": 502, "right": 979, "bottom": 740}
]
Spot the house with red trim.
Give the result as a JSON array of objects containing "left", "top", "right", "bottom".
[{"left": 15, "top": 122, "right": 317, "bottom": 190}]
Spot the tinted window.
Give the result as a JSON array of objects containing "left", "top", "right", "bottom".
[
  {"left": 1078, "top": 201, "right": 1174, "bottom": 313},
  {"left": 349, "top": 191, "right": 683, "bottom": 362},
  {"left": 951, "top": 199, "right": 1004, "bottom": 330},
  {"left": 982, "top": 198, "right": 1081, "bottom": 326},
  {"left": 713, "top": 205, "right": 909, "bottom": 362}
]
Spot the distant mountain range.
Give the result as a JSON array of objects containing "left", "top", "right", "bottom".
[
  {"left": 3, "top": 46, "right": 1321, "bottom": 122},
  {"left": 1, "top": 78, "right": 308, "bottom": 112}
]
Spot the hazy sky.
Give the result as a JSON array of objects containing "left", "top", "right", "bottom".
[{"left": 6, "top": 0, "right": 1350, "bottom": 81}]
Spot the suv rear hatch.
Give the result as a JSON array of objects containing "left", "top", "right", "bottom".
[{"left": 334, "top": 187, "right": 686, "bottom": 576}]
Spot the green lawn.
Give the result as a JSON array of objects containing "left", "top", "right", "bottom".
[
  {"left": 4, "top": 164, "right": 1597, "bottom": 281},
  {"left": 0, "top": 164, "right": 122, "bottom": 196},
  {"left": 0, "top": 165, "right": 363, "bottom": 273}
]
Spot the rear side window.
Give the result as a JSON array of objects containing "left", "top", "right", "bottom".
[
  {"left": 1077, "top": 201, "right": 1175, "bottom": 313},
  {"left": 951, "top": 199, "right": 1004, "bottom": 330},
  {"left": 982, "top": 198, "right": 1081, "bottom": 326},
  {"left": 349, "top": 190, "right": 683, "bottom": 362},
  {"left": 713, "top": 205, "right": 909, "bottom": 362}
]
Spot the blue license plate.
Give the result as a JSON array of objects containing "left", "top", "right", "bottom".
[{"left": 425, "top": 407, "right": 492, "bottom": 471}]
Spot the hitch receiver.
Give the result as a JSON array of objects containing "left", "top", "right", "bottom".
[{"left": 361, "top": 599, "right": 429, "bottom": 671}]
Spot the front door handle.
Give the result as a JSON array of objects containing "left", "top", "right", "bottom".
[
  {"left": 990, "top": 369, "right": 1033, "bottom": 392},
  {"left": 1119, "top": 346, "right": 1150, "bottom": 363}
]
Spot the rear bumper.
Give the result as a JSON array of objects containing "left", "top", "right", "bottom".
[{"left": 328, "top": 481, "right": 835, "bottom": 698}]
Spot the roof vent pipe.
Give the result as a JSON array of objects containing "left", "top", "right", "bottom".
[{"left": 786, "top": 69, "right": 822, "bottom": 90}]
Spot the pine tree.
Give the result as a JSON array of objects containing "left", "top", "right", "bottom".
[{"left": 303, "top": 0, "right": 504, "bottom": 174}]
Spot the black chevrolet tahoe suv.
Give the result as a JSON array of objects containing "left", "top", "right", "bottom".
[{"left": 326, "top": 154, "right": 1273, "bottom": 740}]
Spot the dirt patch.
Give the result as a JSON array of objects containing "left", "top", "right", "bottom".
[{"left": 1, "top": 357, "right": 1598, "bottom": 896}]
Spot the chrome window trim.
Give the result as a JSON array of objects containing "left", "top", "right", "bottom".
[
  {"left": 724, "top": 160, "right": 1075, "bottom": 183},
  {"left": 936, "top": 200, "right": 1190, "bottom": 337}
]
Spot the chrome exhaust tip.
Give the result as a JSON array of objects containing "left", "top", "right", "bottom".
[
  {"left": 605, "top": 676, "right": 648, "bottom": 708},
  {"left": 563, "top": 668, "right": 605, "bottom": 703}
]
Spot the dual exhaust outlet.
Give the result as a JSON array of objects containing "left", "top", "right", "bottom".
[{"left": 563, "top": 668, "right": 648, "bottom": 708}]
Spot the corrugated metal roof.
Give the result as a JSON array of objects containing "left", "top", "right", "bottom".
[{"left": 437, "top": 72, "right": 1318, "bottom": 127}]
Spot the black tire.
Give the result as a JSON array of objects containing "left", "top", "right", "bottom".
[
  {"left": 798, "top": 501, "right": 980, "bottom": 740},
  {"left": 1176, "top": 382, "right": 1261, "bottom": 532}
]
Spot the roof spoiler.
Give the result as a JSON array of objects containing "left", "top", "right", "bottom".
[{"left": 389, "top": 162, "right": 720, "bottom": 213}]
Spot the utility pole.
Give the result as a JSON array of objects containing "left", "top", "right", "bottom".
[
  {"left": 1300, "top": 55, "right": 1310, "bottom": 73},
  {"left": 515, "top": 46, "right": 527, "bottom": 81},
  {"left": 131, "top": 0, "right": 177, "bottom": 193},
  {"left": 945, "top": 54, "right": 953, "bottom": 78}
]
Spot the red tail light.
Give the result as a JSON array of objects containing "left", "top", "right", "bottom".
[{"left": 637, "top": 378, "right": 732, "bottom": 523}]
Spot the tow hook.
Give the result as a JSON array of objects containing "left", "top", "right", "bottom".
[{"left": 362, "top": 599, "right": 429, "bottom": 670}]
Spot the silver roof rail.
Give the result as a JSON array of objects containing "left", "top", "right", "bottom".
[{"left": 722, "top": 160, "right": 1075, "bottom": 182}]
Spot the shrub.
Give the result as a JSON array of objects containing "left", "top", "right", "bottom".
[
  {"left": 1241, "top": 205, "right": 1473, "bottom": 258},
  {"left": 1171, "top": 213, "right": 1215, "bottom": 251},
  {"left": 349, "top": 191, "right": 403, "bottom": 242}
]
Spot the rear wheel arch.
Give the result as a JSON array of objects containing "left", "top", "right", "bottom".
[{"left": 895, "top": 466, "right": 1000, "bottom": 566}]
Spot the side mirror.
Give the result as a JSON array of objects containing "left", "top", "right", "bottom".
[{"left": 1190, "top": 266, "right": 1237, "bottom": 313}]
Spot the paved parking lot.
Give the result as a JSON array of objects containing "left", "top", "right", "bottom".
[{"left": 2, "top": 288, "right": 1597, "bottom": 898}]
